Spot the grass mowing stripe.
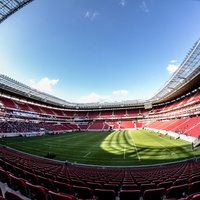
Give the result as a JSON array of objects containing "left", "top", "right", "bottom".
[
  {"left": 1, "top": 130, "right": 199, "bottom": 166},
  {"left": 128, "top": 130, "right": 141, "bottom": 161},
  {"left": 123, "top": 146, "right": 126, "bottom": 159}
]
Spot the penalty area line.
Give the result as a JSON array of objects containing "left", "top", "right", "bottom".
[
  {"left": 84, "top": 152, "right": 91, "bottom": 158},
  {"left": 128, "top": 131, "right": 141, "bottom": 161}
]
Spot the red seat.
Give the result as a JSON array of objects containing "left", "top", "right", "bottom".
[
  {"left": 95, "top": 189, "right": 116, "bottom": 200},
  {"left": 49, "top": 190, "right": 78, "bottom": 200},
  {"left": 103, "top": 183, "right": 119, "bottom": 194},
  {"left": 188, "top": 175, "right": 200, "bottom": 183},
  {"left": 14, "top": 167, "right": 26, "bottom": 179},
  {"left": 157, "top": 181, "right": 173, "bottom": 191},
  {"left": 37, "top": 175, "right": 54, "bottom": 190},
  {"left": 5, "top": 162, "right": 16, "bottom": 175},
  {"left": 191, "top": 194, "right": 200, "bottom": 200},
  {"left": 25, "top": 171, "right": 38, "bottom": 185},
  {"left": 4, "top": 191, "right": 24, "bottom": 200},
  {"left": 9, "top": 174, "right": 29, "bottom": 197},
  {"left": 143, "top": 187, "right": 165, "bottom": 200},
  {"left": 166, "top": 184, "right": 188, "bottom": 199},
  {"left": 186, "top": 192, "right": 200, "bottom": 200},
  {"left": 72, "top": 185, "right": 93, "bottom": 199},
  {"left": 188, "top": 180, "right": 200, "bottom": 195},
  {"left": 56, "top": 176, "right": 70, "bottom": 184},
  {"left": 54, "top": 180, "right": 72, "bottom": 194},
  {"left": 71, "top": 179, "right": 85, "bottom": 186},
  {"left": 173, "top": 178, "right": 188, "bottom": 186},
  {"left": 87, "top": 182, "right": 102, "bottom": 191},
  {"left": 121, "top": 183, "right": 138, "bottom": 190},
  {"left": 119, "top": 189, "right": 141, "bottom": 200},
  {"left": 140, "top": 183, "right": 156, "bottom": 195},
  {"left": 0, "top": 168, "right": 11, "bottom": 187},
  {"left": 26, "top": 181, "right": 49, "bottom": 200},
  {"left": 44, "top": 173, "right": 56, "bottom": 180}
]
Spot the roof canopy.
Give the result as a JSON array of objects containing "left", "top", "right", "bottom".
[
  {"left": 149, "top": 39, "right": 200, "bottom": 104},
  {"left": 0, "top": 0, "right": 33, "bottom": 24}
]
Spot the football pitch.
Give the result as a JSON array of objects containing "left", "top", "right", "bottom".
[{"left": 0, "top": 129, "right": 199, "bottom": 166}]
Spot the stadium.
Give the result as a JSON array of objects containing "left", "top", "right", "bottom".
[{"left": 0, "top": 0, "right": 200, "bottom": 200}]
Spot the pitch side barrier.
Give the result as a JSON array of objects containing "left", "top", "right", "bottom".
[
  {"left": 144, "top": 128, "right": 195, "bottom": 143},
  {"left": 67, "top": 157, "right": 199, "bottom": 170},
  {"left": 193, "top": 137, "right": 200, "bottom": 147},
  {"left": 0, "top": 131, "right": 45, "bottom": 138}
]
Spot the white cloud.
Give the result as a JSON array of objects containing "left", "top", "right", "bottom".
[
  {"left": 92, "top": 12, "right": 99, "bottom": 20},
  {"left": 76, "top": 92, "right": 110, "bottom": 103},
  {"left": 112, "top": 90, "right": 129, "bottom": 95},
  {"left": 140, "top": 1, "right": 149, "bottom": 13},
  {"left": 85, "top": 11, "right": 90, "bottom": 18},
  {"left": 167, "top": 59, "right": 179, "bottom": 74},
  {"left": 119, "top": 0, "right": 126, "bottom": 7},
  {"left": 167, "top": 64, "right": 179, "bottom": 74},
  {"left": 85, "top": 11, "right": 99, "bottom": 20},
  {"left": 29, "top": 77, "right": 59, "bottom": 93},
  {"left": 170, "top": 60, "right": 177, "bottom": 63}
]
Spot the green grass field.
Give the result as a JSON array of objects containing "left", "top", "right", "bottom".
[{"left": 0, "top": 129, "right": 199, "bottom": 166}]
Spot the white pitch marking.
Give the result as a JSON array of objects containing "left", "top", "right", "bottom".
[
  {"left": 128, "top": 131, "right": 141, "bottom": 161},
  {"left": 84, "top": 152, "right": 91, "bottom": 157}
]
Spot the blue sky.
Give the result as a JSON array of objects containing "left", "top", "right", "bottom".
[{"left": 0, "top": 0, "right": 200, "bottom": 103}]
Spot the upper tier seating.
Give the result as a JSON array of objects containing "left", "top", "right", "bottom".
[
  {"left": 88, "top": 121, "right": 105, "bottom": 130},
  {"left": 0, "top": 97, "right": 16, "bottom": 109},
  {"left": 145, "top": 116, "right": 200, "bottom": 138},
  {"left": 100, "top": 111, "right": 113, "bottom": 119},
  {"left": 113, "top": 110, "right": 126, "bottom": 118}
]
